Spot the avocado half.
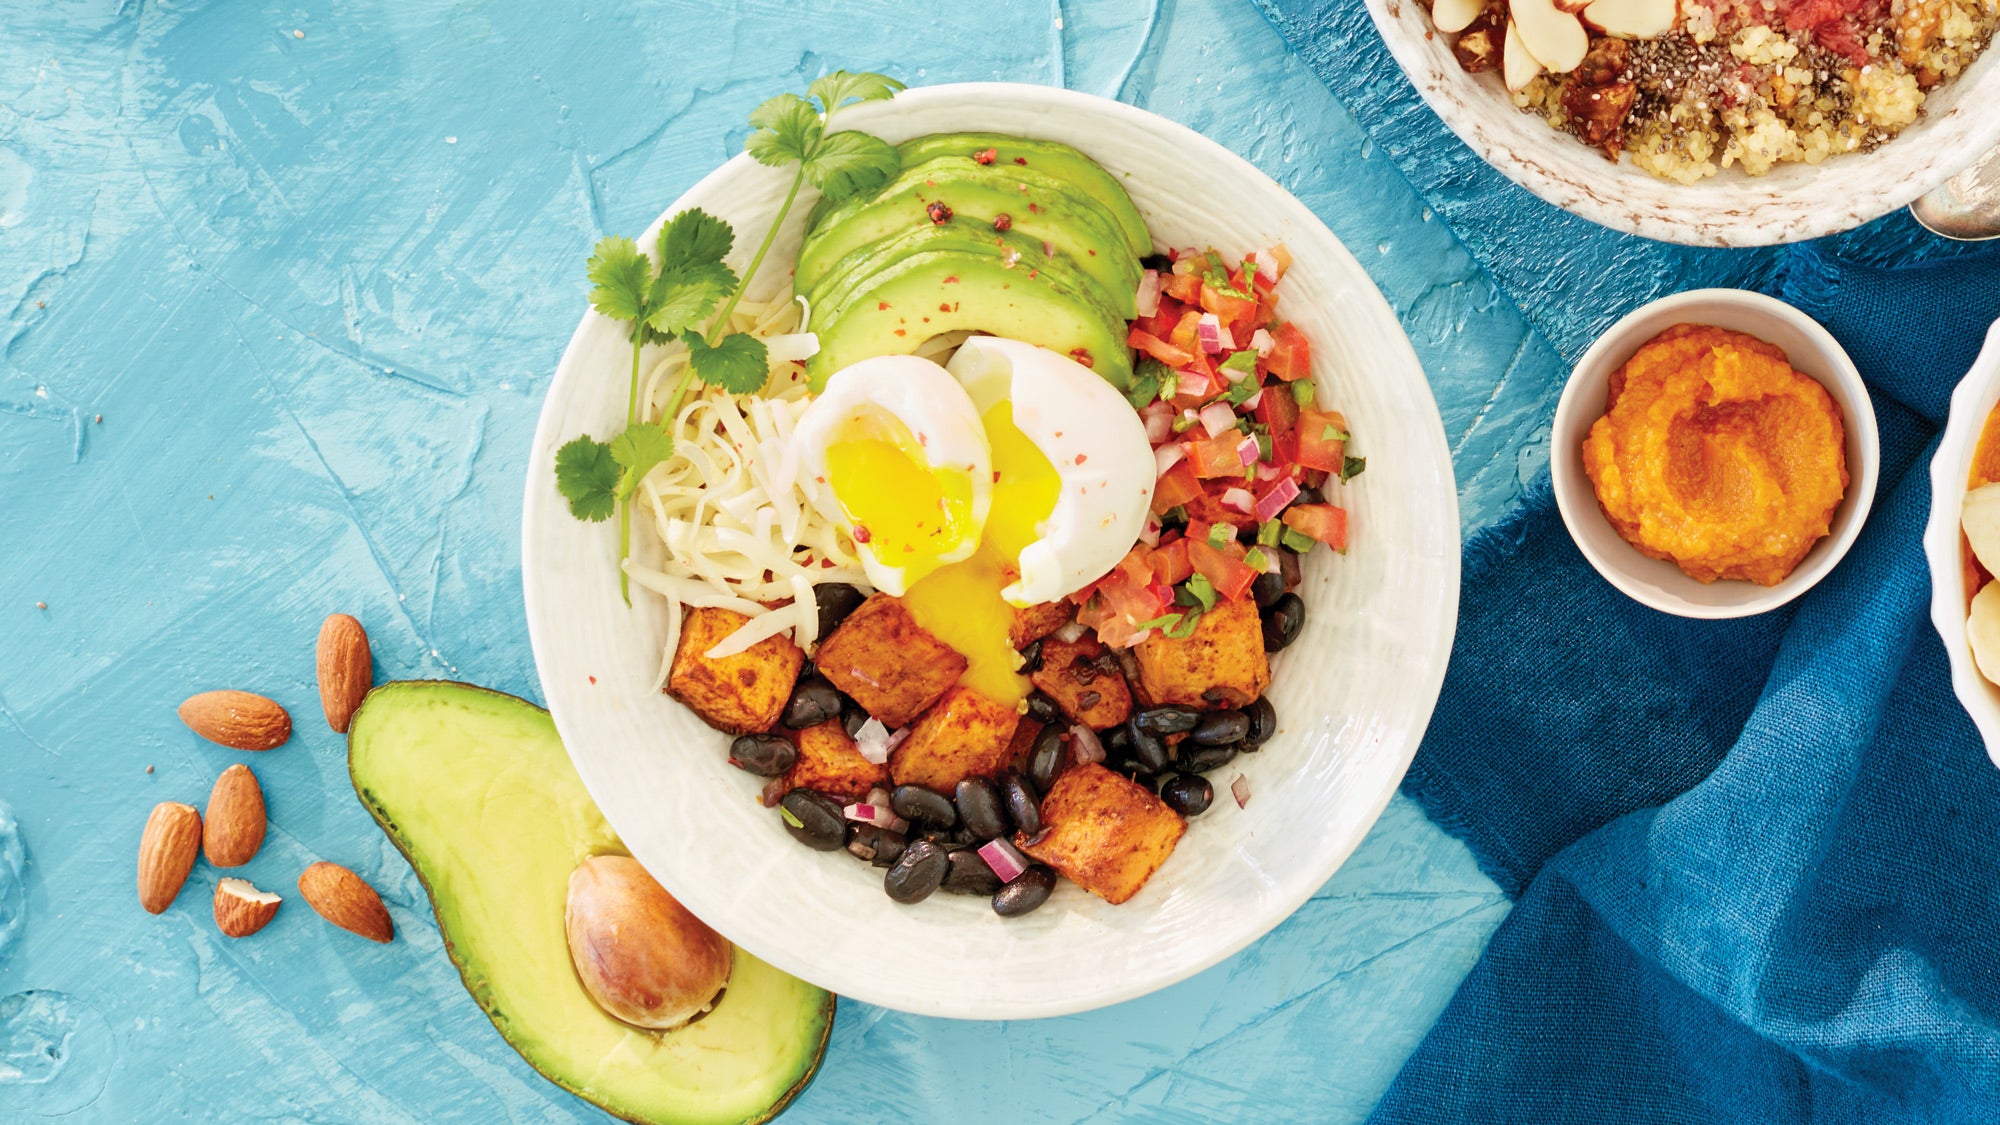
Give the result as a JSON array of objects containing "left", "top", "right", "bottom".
[{"left": 347, "top": 681, "right": 834, "bottom": 1125}]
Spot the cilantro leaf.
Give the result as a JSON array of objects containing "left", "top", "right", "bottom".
[
  {"left": 1164, "top": 610, "right": 1204, "bottom": 639},
  {"left": 1342, "top": 454, "right": 1367, "bottom": 483},
  {"left": 554, "top": 436, "right": 619, "bottom": 522},
  {"left": 657, "top": 208, "right": 734, "bottom": 274},
  {"left": 808, "top": 71, "right": 905, "bottom": 114},
  {"left": 805, "top": 129, "right": 900, "bottom": 203},
  {"left": 644, "top": 261, "right": 736, "bottom": 338},
  {"left": 610, "top": 423, "right": 677, "bottom": 501},
  {"left": 585, "top": 237, "right": 652, "bottom": 323},
  {"left": 686, "top": 331, "right": 770, "bottom": 395},
  {"left": 746, "top": 93, "right": 822, "bottom": 168}
]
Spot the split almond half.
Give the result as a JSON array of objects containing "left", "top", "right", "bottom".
[
  {"left": 203, "top": 763, "right": 266, "bottom": 868},
  {"left": 1504, "top": 21, "right": 1547, "bottom": 91},
  {"left": 1509, "top": 0, "right": 1590, "bottom": 72},
  {"left": 214, "top": 877, "right": 281, "bottom": 938},
  {"left": 1582, "top": 0, "right": 1677, "bottom": 39},
  {"left": 179, "top": 690, "right": 292, "bottom": 752},
  {"left": 1432, "top": 0, "right": 1486, "bottom": 33},
  {"left": 316, "top": 614, "right": 373, "bottom": 734},
  {"left": 138, "top": 802, "right": 202, "bottom": 914},
  {"left": 298, "top": 861, "right": 393, "bottom": 943}
]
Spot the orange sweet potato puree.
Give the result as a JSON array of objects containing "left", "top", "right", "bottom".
[{"left": 1581, "top": 324, "right": 1848, "bottom": 586}]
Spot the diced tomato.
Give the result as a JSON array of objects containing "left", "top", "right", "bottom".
[
  {"left": 1168, "top": 309, "right": 1204, "bottom": 357},
  {"left": 1184, "top": 433, "right": 1246, "bottom": 479},
  {"left": 1129, "top": 327, "right": 1193, "bottom": 367},
  {"left": 1134, "top": 295, "right": 1188, "bottom": 340},
  {"left": 1282, "top": 503, "right": 1348, "bottom": 550},
  {"left": 1151, "top": 459, "right": 1202, "bottom": 515},
  {"left": 1248, "top": 256, "right": 1278, "bottom": 297},
  {"left": 1161, "top": 271, "right": 1203, "bottom": 304},
  {"left": 1188, "top": 539, "right": 1259, "bottom": 602},
  {"left": 1267, "top": 244, "right": 1292, "bottom": 281},
  {"left": 1295, "top": 408, "right": 1348, "bottom": 473},
  {"left": 1200, "top": 282, "right": 1257, "bottom": 328},
  {"left": 1262, "top": 322, "right": 1312, "bottom": 382},
  {"left": 1255, "top": 382, "right": 1298, "bottom": 438},
  {"left": 1148, "top": 538, "right": 1194, "bottom": 586},
  {"left": 1184, "top": 517, "right": 1214, "bottom": 546}
]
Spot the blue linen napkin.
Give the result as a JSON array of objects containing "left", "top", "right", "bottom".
[{"left": 1374, "top": 242, "right": 2000, "bottom": 1121}]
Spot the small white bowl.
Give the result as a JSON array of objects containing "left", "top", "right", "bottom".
[
  {"left": 1923, "top": 319, "right": 2000, "bottom": 769},
  {"left": 1550, "top": 290, "right": 1880, "bottom": 618}
]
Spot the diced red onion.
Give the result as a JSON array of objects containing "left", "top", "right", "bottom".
[
  {"left": 1260, "top": 550, "right": 1282, "bottom": 573},
  {"left": 978, "top": 838, "right": 1031, "bottom": 883},
  {"left": 843, "top": 804, "right": 908, "bottom": 835},
  {"left": 866, "top": 787, "right": 892, "bottom": 809},
  {"left": 1251, "top": 328, "right": 1275, "bottom": 357},
  {"left": 1221, "top": 487, "right": 1255, "bottom": 514},
  {"left": 855, "top": 717, "right": 892, "bottom": 764},
  {"left": 1216, "top": 321, "right": 1237, "bottom": 351},
  {"left": 1154, "top": 443, "right": 1186, "bottom": 478},
  {"left": 1172, "top": 254, "right": 1201, "bottom": 276},
  {"left": 1231, "top": 773, "right": 1251, "bottom": 808},
  {"left": 1135, "top": 270, "right": 1162, "bottom": 318},
  {"left": 1197, "top": 313, "right": 1224, "bottom": 354},
  {"left": 885, "top": 725, "right": 913, "bottom": 751},
  {"left": 1178, "top": 370, "right": 1212, "bottom": 398},
  {"left": 1070, "top": 723, "right": 1106, "bottom": 765},
  {"left": 761, "top": 777, "right": 787, "bottom": 806},
  {"left": 1139, "top": 516, "right": 1162, "bottom": 547},
  {"left": 1255, "top": 478, "right": 1301, "bottom": 522},
  {"left": 1147, "top": 581, "right": 1174, "bottom": 607},
  {"left": 1255, "top": 460, "right": 1285, "bottom": 483},
  {"left": 1054, "top": 621, "right": 1088, "bottom": 645},
  {"left": 1142, "top": 403, "right": 1173, "bottom": 444},
  {"left": 1236, "top": 436, "right": 1260, "bottom": 466},
  {"left": 1241, "top": 389, "right": 1263, "bottom": 411},
  {"left": 1199, "top": 402, "right": 1238, "bottom": 438}
]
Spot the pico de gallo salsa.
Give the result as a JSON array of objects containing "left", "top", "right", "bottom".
[{"left": 1074, "top": 245, "right": 1361, "bottom": 649}]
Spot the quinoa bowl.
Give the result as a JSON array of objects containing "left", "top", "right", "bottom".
[{"left": 1366, "top": 0, "right": 2000, "bottom": 244}]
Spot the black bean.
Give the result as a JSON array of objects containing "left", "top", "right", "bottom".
[
  {"left": 1133, "top": 705, "right": 1201, "bottom": 737},
  {"left": 1126, "top": 721, "right": 1170, "bottom": 774},
  {"left": 1161, "top": 774, "right": 1214, "bottom": 817},
  {"left": 1103, "top": 725, "right": 1133, "bottom": 754},
  {"left": 1028, "top": 725, "right": 1067, "bottom": 791},
  {"left": 1191, "top": 710, "right": 1250, "bottom": 746},
  {"left": 1019, "top": 639, "right": 1045, "bottom": 674},
  {"left": 780, "top": 789, "right": 846, "bottom": 851},
  {"left": 1252, "top": 571, "right": 1287, "bottom": 610},
  {"left": 1244, "top": 697, "right": 1277, "bottom": 746},
  {"left": 846, "top": 824, "right": 907, "bottom": 866},
  {"left": 992, "top": 865, "right": 1057, "bottom": 917},
  {"left": 884, "top": 840, "right": 949, "bottom": 903},
  {"left": 780, "top": 676, "right": 843, "bottom": 729},
  {"left": 1294, "top": 486, "right": 1327, "bottom": 507},
  {"left": 955, "top": 778, "right": 1009, "bottom": 840},
  {"left": 891, "top": 784, "right": 958, "bottom": 827},
  {"left": 943, "top": 848, "right": 1003, "bottom": 895},
  {"left": 922, "top": 824, "right": 976, "bottom": 849},
  {"left": 1262, "top": 592, "right": 1305, "bottom": 652},
  {"left": 1140, "top": 252, "right": 1174, "bottom": 272},
  {"left": 1278, "top": 548, "right": 1303, "bottom": 591},
  {"left": 999, "top": 770, "right": 1041, "bottom": 837},
  {"left": 814, "top": 583, "right": 867, "bottom": 638},
  {"left": 728, "top": 733, "right": 796, "bottom": 777},
  {"left": 1025, "top": 692, "right": 1062, "bottom": 726},
  {"left": 841, "top": 700, "right": 869, "bottom": 738},
  {"left": 1182, "top": 743, "right": 1240, "bottom": 774}
]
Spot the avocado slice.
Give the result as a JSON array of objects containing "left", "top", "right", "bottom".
[
  {"left": 797, "top": 156, "right": 1141, "bottom": 316},
  {"left": 347, "top": 681, "right": 833, "bottom": 1125},
  {"left": 806, "top": 248, "right": 1134, "bottom": 392},
  {"left": 895, "top": 133, "right": 1151, "bottom": 258}
]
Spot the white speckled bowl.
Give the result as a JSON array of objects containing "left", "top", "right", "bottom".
[
  {"left": 1922, "top": 319, "right": 2000, "bottom": 768},
  {"left": 522, "top": 84, "right": 1461, "bottom": 1018},
  {"left": 1551, "top": 289, "right": 1879, "bottom": 617},
  {"left": 1365, "top": 0, "right": 2000, "bottom": 246}
]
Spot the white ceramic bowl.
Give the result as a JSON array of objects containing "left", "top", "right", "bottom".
[
  {"left": 521, "top": 84, "right": 1461, "bottom": 1018},
  {"left": 1551, "top": 289, "right": 1879, "bottom": 618},
  {"left": 1923, "top": 319, "right": 2000, "bottom": 768},
  {"left": 1364, "top": 0, "right": 2000, "bottom": 246}
]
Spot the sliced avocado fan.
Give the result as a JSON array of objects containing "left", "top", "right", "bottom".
[
  {"left": 893, "top": 132, "right": 1152, "bottom": 258},
  {"left": 347, "top": 681, "right": 833, "bottom": 1125}
]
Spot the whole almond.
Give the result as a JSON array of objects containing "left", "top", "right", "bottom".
[
  {"left": 316, "top": 614, "right": 372, "bottom": 734},
  {"left": 137, "top": 802, "right": 202, "bottom": 914},
  {"left": 298, "top": 861, "right": 393, "bottom": 943},
  {"left": 213, "top": 877, "right": 281, "bottom": 937},
  {"left": 179, "top": 690, "right": 291, "bottom": 751},
  {"left": 203, "top": 763, "right": 266, "bottom": 867}
]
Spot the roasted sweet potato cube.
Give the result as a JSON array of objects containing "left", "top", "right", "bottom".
[
  {"left": 888, "top": 685, "right": 1021, "bottom": 791},
  {"left": 1131, "top": 597, "right": 1270, "bottom": 709},
  {"left": 774, "top": 719, "right": 887, "bottom": 804},
  {"left": 1009, "top": 601, "right": 1075, "bottom": 649},
  {"left": 1029, "top": 635, "right": 1133, "bottom": 730},
  {"left": 667, "top": 607, "right": 804, "bottom": 734},
  {"left": 814, "top": 594, "right": 967, "bottom": 728},
  {"left": 1017, "top": 762, "right": 1185, "bottom": 905}
]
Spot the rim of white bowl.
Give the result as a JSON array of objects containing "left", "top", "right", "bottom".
[
  {"left": 1551, "top": 289, "right": 1880, "bottom": 618},
  {"left": 1923, "top": 319, "right": 2000, "bottom": 768}
]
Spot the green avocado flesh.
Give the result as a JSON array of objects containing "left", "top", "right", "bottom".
[
  {"left": 807, "top": 250, "right": 1134, "bottom": 392},
  {"left": 347, "top": 681, "right": 833, "bottom": 1125},
  {"left": 893, "top": 132, "right": 1152, "bottom": 258},
  {"left": 796, "top": 156, "right": 1140, "bottom": 315}
]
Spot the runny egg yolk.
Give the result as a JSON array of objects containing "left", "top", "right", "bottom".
[
  {"left": 822, "top": 405, "right": 977, "bottom": 589},
  {"left": 903, "top": 402, "right": 1061, "bottom": 706}
]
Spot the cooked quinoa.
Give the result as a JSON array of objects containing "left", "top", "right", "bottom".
[{"left": 1443, "top": 0, "right": 1997, "bottom": 181}]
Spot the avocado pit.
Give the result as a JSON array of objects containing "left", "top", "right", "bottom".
[{"left": 564, "top": 854, "right": 732, "bottom": 1032}]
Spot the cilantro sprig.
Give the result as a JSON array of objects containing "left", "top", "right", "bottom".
[{"left": 552, "top": 71, "right": 903, "bottom": 602}]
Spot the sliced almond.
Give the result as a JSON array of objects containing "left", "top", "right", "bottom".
[
  {"left": 1971, "top": 583, "right": 2000, "bottom": 687},
  {"left": 138, "top": 802, "right": 202, "bottom": 914},
  {"left": 179, "top": 690, "right": 291, "bottom": 751},
  {"left": 1504, "top": 21, "right": 1547, "bottom": 90},
  {"left": 1965, "top": 482, "right": 2000, "bottom": 576},
  {"left": 1510, "top": 0, "right": 1590, "bottom": 72},
  {"left": 298, "top": 861, "right": 393, "bottom": 943},
  {"left": 1432, "top": 0, "right": 1486, "bottom": 33},
  {"left": 1581, "top": 0, "right": 1677, "bottom": 38},
  {"left": 214, "top": 877, "right": 281, "bottom": 938},
  {"left": 316, "top": 614, "right": 373, "bottom": 734},
  {"left": 202, "top": 763, "right": 266, "bottom": 868}
]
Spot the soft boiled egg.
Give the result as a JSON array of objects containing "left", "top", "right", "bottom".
[{"left": 793, "top": 355, "right": 992, "bottom": 596}]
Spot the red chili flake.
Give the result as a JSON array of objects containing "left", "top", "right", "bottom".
[
  {"left": 993, "top": 471, "right": 1002, "bottom": 482},
  {"left": 1027, "top": 270, "right": 1039, "bottom": 279},
  {"left": 943, "top": 275, "right": 961, "bottom": 284},
  {"left": 1013, "top": 156, "right": 1028, "bottom": 165},
  {"left": 588, "top": 675, "right": 597, "bottom": 684},
  {"left": 939, "top": 302, "right": 953, "bottom": 312},
  {"left": 893, "top": 328, "right": 907, "bottom": 336},
  {"left": 974, "top": 147, "right": 998, "bottom": 164},
  {"left": 1069, "top": 349, "right": 1095, "bottom": 369},
  {"left": 878, "top": 301, "right": 892, "bottom": 310},
  {"left": 853, "top": 524, "right": 872, "bottom": 544},
  {"left": 926, "top": 200, "right": 953, "bottom": 224},
  {"left": 993, "top": 213, "right": 1013, "bottom": 232},
  {"left": 1075, "top": 454, "right": 1089, "bottom": 465},
  {"left": 1028, "top": 203, "right": 1041, "bottom": 214}
]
